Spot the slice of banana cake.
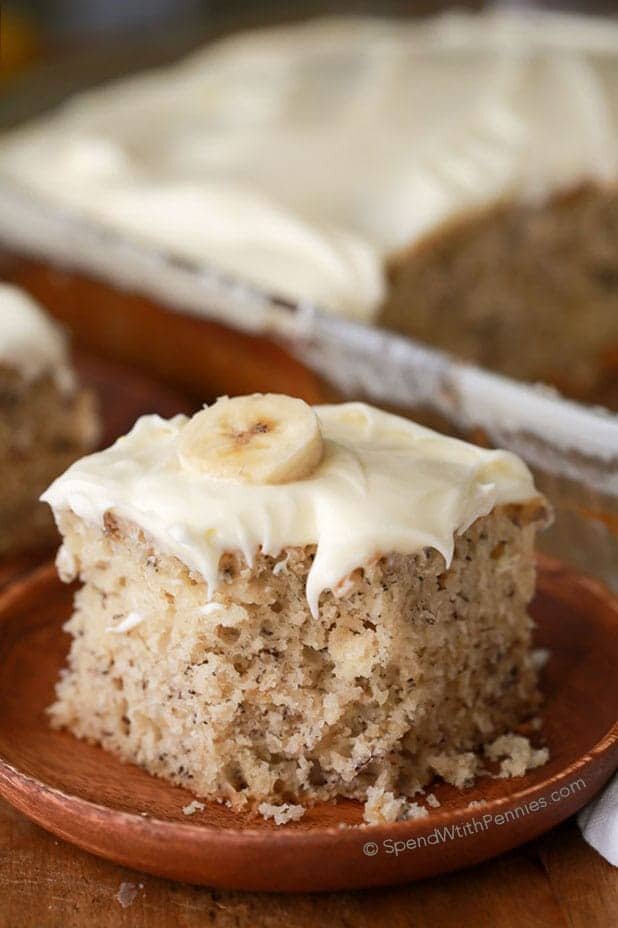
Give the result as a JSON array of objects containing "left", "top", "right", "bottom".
[
  {"left": 0, "top": 284, "right": 99, "bottom": 554},
  {"left": 42, "top": 395, "right": 549, "bottom": 821}
]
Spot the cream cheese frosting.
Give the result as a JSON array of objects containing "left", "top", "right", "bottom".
[
  {"left": 41, "top": 401, "right": 539, "bottom": 616},
  {"left": 1, "top": 11, "right": 618, "bottom": 321},
  {"left": 0, "top": 283, "right": 74, "bottom": 390}
]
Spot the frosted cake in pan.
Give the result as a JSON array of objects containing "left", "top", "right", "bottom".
[
  {"left": 42, "top": 395, "right": 550, "bottom": 823},
  {"left": 0, "top": 11, "right": 617, "bottom": 406}
]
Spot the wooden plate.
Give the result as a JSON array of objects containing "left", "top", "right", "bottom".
[
  {"left": 0, "top": 558, "right": 616, "bottom": 893},
  {"left": 73, "top": 351, "right": 194, "bottom": 451},
  {"left": 0, "top": 352, "right": 192, "bottom": 592}
]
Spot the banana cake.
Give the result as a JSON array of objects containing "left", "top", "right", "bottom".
[
  {"left": 1, "top": 12, "right": 617, "bottom": 406},
  {"left": 0, "top": 284, "right": 98, "bottom": 554},
  {"left": 42, "top": 395, "right": 550, "bottom": 822}
]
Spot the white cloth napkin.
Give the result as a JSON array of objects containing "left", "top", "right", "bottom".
[{"left": 578, "top": 774, "right": 618, "bottom": 866}]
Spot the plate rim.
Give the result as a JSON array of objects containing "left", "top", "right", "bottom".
[{"left": 0, "top": 557, "right": 616, "bottom": 889}]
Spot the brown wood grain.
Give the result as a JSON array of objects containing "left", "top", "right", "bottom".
[
  {"left": 536, "top": 823, "right": 618, "bottom": 928},
  {"left": 0, "top": 797, "right": 616, "bottom": 928}
]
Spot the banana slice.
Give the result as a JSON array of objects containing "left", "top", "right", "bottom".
[{"left": 179, "top": 394, "right": 324, "bottom": 484}]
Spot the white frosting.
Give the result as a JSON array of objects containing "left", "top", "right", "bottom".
[
  {"left": 41, "top": 402, "right": 538, "bottom": 617},
  {"left": 0, "top": 283, "right": 74, "bottom": 389},
  {"left": 1, "top": 11, "right": 618, "bottom": 321},
  {"left": 106, "top": 612, "right": 145, "bottom": 634}
]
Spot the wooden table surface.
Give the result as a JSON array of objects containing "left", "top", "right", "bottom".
[{"left": 0, "top": 798, "right": 616, "bottom": 928}]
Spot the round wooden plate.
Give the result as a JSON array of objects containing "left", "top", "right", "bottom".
[{"left": 0, "top": 558, "right": 616, "bottom": 893}]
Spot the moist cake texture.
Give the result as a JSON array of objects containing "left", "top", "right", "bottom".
[
  {"left": 382, "top": 186, "right": 618, "bottom": 407},
  {"left": 43, "top": 396, "right": 549, "bottom": 820},
  {"left": 0, "top": 284, "right": 98, "bottom": 554}
]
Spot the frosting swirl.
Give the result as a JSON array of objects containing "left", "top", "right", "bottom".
[{"left": 42, "top": 401, "right": 539, "bottom": 616}]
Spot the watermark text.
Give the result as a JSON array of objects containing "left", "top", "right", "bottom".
[{"left": 363, "top": 777, "right": 586, "bottom": 857}]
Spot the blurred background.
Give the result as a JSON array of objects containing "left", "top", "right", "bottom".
[{"left": 3, "top": 1, "right": 618, "bottom": 126}]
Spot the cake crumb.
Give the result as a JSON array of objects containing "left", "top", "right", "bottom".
[
  {"left": 426, "top": 792, "right": 441, "bottom": 809},
  {"left": 272, "top": 556, "right": 289, "bottom": 576},
  {"left": 258, "top": 802, "right": 306, "bottom": 825},
  {"left": 363, "top": 787, "right": 429, "bottom": 824},
  {"left": 429, "top": 752, "right": 479, "bottom": 789},
  {"left": 182, "top": 800, "right": 206, "bottom": 816},
  {"left": 531, "top": 648, "right": 550, "bottom": 670},
  {"left": 364, "top": 787, "right": 406, "bottom": 824},
  {"left": 485, "top": 734, "right": 549, "bottom": 778},
  {"left": 403, "top": 802, "right": 429, "bottom": 821},
  {"left": 115, "top": 882, "right": 139, "bottom": 908},
  {"left": 467, "top": 799, "right": 487, "bottom": 810}
]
